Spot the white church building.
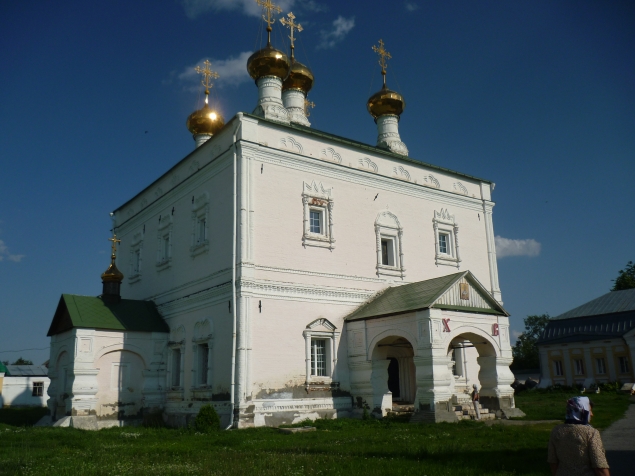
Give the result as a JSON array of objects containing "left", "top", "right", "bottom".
[{"left": 46, "top": 6, "right": 521, "bottom": 428}]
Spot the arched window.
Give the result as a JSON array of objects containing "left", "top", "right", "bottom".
[{"left": 375, "top": 211, "right": 405, "bottom": 278}]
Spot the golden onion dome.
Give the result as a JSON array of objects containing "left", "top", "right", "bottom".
[
  {"left": 247, "top": 45, "right": 291, "bottom": 81},
  {"left": 367, "top": 85, "right": 406, "bottom": 119},
  {"left": 282, "top": 59, "right": 314, "bottom": 93},
  {"left": 101, "top": 260, "right": 124, "bottom": 283},
  {"left": 186, "top": 102, "right": 225, "bottom": 136}
]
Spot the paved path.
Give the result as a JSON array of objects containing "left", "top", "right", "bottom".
[{"left": 601, "top": 403, "right": 635, "bottom": 476}]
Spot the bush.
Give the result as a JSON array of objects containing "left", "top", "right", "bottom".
[{"left": 194, "top": 404, "right": 220, "bottom": 432}]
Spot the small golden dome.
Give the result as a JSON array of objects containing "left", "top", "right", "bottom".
[
  {"left": 186, "top": 102, "right": 225, "bottom": 136},
  {"left": 367, "top": 85, "right": 406, "bottom": 119},
  {"left": 101, "top": 260, "right": 124, "bottom": 283},
  {"left": 282, "top": 59, "right": 314, "bottom": 93},
  {"left": 247, "top": 45, "right": 291, "bottom": 81}
]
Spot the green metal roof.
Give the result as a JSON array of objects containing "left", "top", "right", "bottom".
[
  {"left": 47, "top": 294, "right": 169, "bottom": 336},
  {"left": 553, "top": 288, "right": 635, "bottom": 320},
  {"left": 345, "top": 271, "right": 507, "bottom": 322},
  {"left": 0, "top": 361, "right": 9, "bottom": 376}
]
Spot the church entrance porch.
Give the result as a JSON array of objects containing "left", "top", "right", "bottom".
[{"left": 345, "top": 272, "right": 524, "bottom": 423}]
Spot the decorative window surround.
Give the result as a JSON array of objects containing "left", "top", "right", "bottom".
[
  {"left": 302, "top": 181, "right": 335, "bottom": 250},
  {"left": 303, "top": 318, "right": 340, "bottom": 391},
  {"left": 375, "top": 211, "right": 405, "bottom": 278},
  {"left": 433, "top": 208, "right": 461, "bottom": 268},
  {"left": 156, "top": 212, "right": 173, "bottom": 271},
  {"left": 191, "top": 319, "right": 214, "bottom": 390},
  {"left": 190, "top": 192, "right": 210, "bottom": 258},
  {"left": 128, "top": 229, "right": 144, "bottom": 284}
]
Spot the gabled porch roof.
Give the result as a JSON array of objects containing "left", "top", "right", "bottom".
[{"left": 345, "top": 271, "right": 508, "bottom": 322}]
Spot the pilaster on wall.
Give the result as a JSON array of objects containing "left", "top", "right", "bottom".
[{"left": 482, "top": 203, "right": 502, "bottom": 303}]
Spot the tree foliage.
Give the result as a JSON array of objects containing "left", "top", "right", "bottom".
[
  {"left": 11, "top": 357, "right": 33, "bottom": 365},
  {"left": 611, "top": 260, "right": 635, "bottom": 291},
  {"left": 511, "top": 314, "right": 550, "bottom": 370}
]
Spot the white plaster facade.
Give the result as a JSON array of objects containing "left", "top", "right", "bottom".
[
  {"left": 0, "top": 367, "right": 50, "bottom": 408},
  {"left": 47, "top": 109, "right": 517, "bottom": 426}
]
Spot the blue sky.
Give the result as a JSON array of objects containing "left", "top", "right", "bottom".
[{"left": 1, "top": 0, "right": 633, "bottom": 365}]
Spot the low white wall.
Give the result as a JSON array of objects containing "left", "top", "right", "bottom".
[{"left": 1, "top": 376, "right": 50, "bottom": 407}]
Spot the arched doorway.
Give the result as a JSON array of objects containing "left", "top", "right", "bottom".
[
  {"left": 446, "top": 332, "right": 497, "bottom": 404},
  {"left": 371, "top": 336, "right": 416, "bottom": 407}
]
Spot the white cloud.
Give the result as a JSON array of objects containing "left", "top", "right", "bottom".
[
  {"left": 495, "top": 236, "right": 541, "bottom": 259},
  {"left": 512, "top": 330, "right": 522, "bottom": 339},
  {"left": 405, "top": 2, "right": 419, "bottom": 11},
  {"left": 317, "top": 15, "right": 355, "bottom": 49},
  {"left": 0, "top": 239, "right": 24, "bottom": 263},
  {"left": 177, "top": 52, "right": 253, "bottom": 90},
  {"left": 181, "top": 0, "right": 295, "bottom": 19}
]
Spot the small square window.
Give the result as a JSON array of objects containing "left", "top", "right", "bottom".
[
  {"left": 311, "top": 339, "right": 326, "bottom": 377},
  {"left": 596, "top": 358, "right": 606, "bottom": 375},
  {"left": 554, "top": 360, "right": 563, "bottom": 376},
  {"left": 619, "top": 356, "right": 630, "bottom": 374},
  {"left": 381, "top": 238, "right": 395, "bottom": 266},
  {"left": 32, "top": 382, "right": 44, "bottom": 397},
  {"left": 309, "top": 209, "right": 322, "bottom": 234}
]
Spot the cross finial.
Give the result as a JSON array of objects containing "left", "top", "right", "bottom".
[
  {"left": 304, "top": 98, "right": 315, "bottom": 117},
  {"left": 108, "top": 233, "right": 121, "bottom": 259},
  {"left": 372, "top": 39, "right": 392, "bottom": 86},
  {"left": 194, "top": 60, "right": 220, "bottom": 98},
  {"left": 256, "top": 0, "right": 282, "bottom": 44},
  {"left": 280, "top": 12, "right": 303, "bottom": 60}
]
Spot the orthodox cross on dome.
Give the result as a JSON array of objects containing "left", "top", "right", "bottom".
[
  {"left": 372, "top": 39, "right": 392, "bottom": 86},
  {"left": 280, "top": 12, "right": 303, "bottom": 59},
  {"left": 304, "top": 98, "right": 315, "bottom": 117},
  {"left": 256, "top": 0, "right": 282, "bottom": 44},
  {"left": 108, "top": 234, "right": 121, "bottom": 259},
  {"left": 194, "top": 60, "right": 219, "bottom": 100}
]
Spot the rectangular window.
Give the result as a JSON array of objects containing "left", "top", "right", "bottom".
[
  {"left": 111, "top": 363, "right": 129, "bottom": 391},
  {"left": 311, "top": 339, "right": 326, "bottom": 377},
  {"left": 163, "top": 236, "right": 170, "bottom": 260},
  {"left": 172, "top": 349, "right": 181, "bottom": 387},
  {"left": 381, "top": 238, "right": 395, "bottom": 266},
  {"left": 32, "top": 382, "right": 44, "bottom": 397},
  {"left": 197, "top": 217, "right": 206, "bottom": 243},
  {"left": 198, "top": 343, "right": 209, "bottom": 386},
  {"left": 596, "top": 358, "right": 606, "bottom": 375},
  {"left": 574, "top": 359, "right": 585, "bottom": 375},
  {"left": 438, "top": 233, "right": 450, "bottom": 255},
  {"left": 554, "top": 360, "right": 563, "bottom": 376},
  {"left": 309, "top": 210, "right": 322, "bottom": 234},
  {"left": 133, "top": 249, "right": 141, "bottom": 274},
  {"left": 619, "top": 356, "right": 630, "bottom": 374}
]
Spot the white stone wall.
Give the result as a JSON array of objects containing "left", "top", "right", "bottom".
[{"left": 105, "top": 113, "right": 507, "bottom": 424}]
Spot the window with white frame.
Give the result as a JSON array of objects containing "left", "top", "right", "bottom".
[
  {"left": 168, "top": 326, "right": 185, "bottom": 391},
  {"left": 553, "top": 360, "right": 563, "bottom": 376},
  {"left": 619, "top": 356, "right": 630, "bottom": 374},
  {"left": 432, "top": 209, "right": 461, "bottom": 268},
  {"left": 128, "top": 230, "right": 144, "bottom": 283},
  {"left": 596, "top": 358, "right": 606, "bottom": 375},
  {"left": 375, "top": 211, "right": 405, "bottom": 278},
  {"left": 32, "top": 382, "right": 44, "bottom": 397},
  {"left": 192, "top": 319, "right": 213, "bottom": 388},
  {"left": 574, "top": 359, "right": 585, "bottom": 375},
  {"left": 303, "top": 318, "right": 340, "bottom": 387},
  {"left": 302, "top": 181, "right": 335, "bottom": 249},
  {"left": 191, "top": 192, "right": 210, "bottom": 257},
  {"left": 156, "top": 212, "right": 173, "bottom": 270}
]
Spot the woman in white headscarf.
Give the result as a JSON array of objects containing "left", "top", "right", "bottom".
[{"left": 547, "top": 396, "right": 610, "bottom": 476}]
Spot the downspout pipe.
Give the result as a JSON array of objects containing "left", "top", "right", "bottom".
[{"left": 226, "top": 114, "right": 243, "bottom": 430}]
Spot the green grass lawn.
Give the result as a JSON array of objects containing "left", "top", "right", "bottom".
[{"left": 0, "top": 393, "right": 630, "bottom": 476}]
